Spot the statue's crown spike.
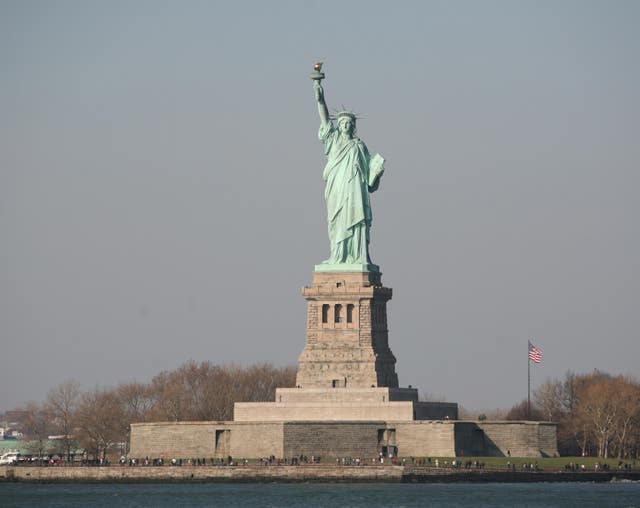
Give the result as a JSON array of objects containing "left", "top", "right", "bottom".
[{"left": 330, "top": 108, "right": 361, "bottom": 122}]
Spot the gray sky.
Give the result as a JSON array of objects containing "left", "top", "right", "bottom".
[{"left": 1, "top": 0, "right": 639, "bottom": 413}]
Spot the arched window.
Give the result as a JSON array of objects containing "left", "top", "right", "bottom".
[
  {"left": 334, "top": 304, "right": 342, "bottom": 323},
  {"left": 322, "top": 304, "right": 329, "bottom": 324},
  {"left": 346, "top": 304, "right": 354, "bottom": 323}
]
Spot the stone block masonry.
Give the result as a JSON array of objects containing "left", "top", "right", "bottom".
[
  {"left": 4, "top": 464, "right": 636, "bottom": 483},
  {"left": 297, "top": 271, "right": 398, "bottom": 389},
  {"left": 283, "top": 422, "right": 382, "bottom": 458},
  {"left": 130, "top": 419, "right": 557, "bottom": 459},
  {"left": 476, "top": 422, "right": 558, "bottom": 457},
  {"left": 130, "top": 422, "right": 286, "bottom": 460},
  {"left": 394, "top": 421, "right": 457, "bottom": 457},
  {"left": 0, "top": 464, "right": 404, "bottom": 483},
  {"left": 229, "top": 422, "right": 284, "bottom": 459},
  {"left": 130, "top": 422, "right": 218, "bottom": 459}
]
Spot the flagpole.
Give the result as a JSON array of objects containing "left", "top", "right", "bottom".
[
  {"left": 527, "top": 340, "right": 542, "bottom": 420},
  {"left": 527, "top": 340, "right": 531, "bottom": 419}
]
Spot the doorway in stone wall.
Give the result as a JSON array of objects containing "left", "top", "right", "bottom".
[
  {"left": 215, "top": 429, "right": 230, "bottom": 456},
  {"left": 377, "top": 428, "right": 397, "bottom": 458}
]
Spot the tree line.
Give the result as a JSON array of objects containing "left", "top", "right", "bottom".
[
  {"left": 15, "top": 361, "right": 296, "bottom": 461},
  {"left": 506, "top": 371, "right": 640, "bottom": 458},
  {"left": 11, "top": 366, "right": 638, "bottom": 460}
]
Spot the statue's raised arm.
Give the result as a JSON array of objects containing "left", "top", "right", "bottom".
[
  {"left": 311, "top": 62, "right": 330, "bottom": 127},
  {"left": 314, "top": 82, "right": 330, "bottom": 127}
]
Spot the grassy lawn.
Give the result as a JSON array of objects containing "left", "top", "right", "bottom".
[{"left": 403, "top": 456, "right": 639, "bottom": 471}]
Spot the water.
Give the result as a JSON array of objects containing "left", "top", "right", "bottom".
[{"left": 0, "top": 482, "right": 638, "bottom": 507}]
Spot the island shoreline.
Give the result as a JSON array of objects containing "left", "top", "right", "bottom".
[{"left": 2, "top": 465, "right": 639, "bottom": 483}]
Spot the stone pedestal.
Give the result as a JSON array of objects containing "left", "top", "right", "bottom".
[
  {"left": 233, "top": 270, "right": 459, "bottom": 423},
  {"left": 296, "top": 271, "right": 399, "bottom": 389},
  {"left": 129, "top": 266, "right": 558, "bottom": 459}
]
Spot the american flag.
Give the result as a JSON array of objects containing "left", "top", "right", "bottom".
[{"left": 528, "top": 341, "right": 542, "bottom": 363}]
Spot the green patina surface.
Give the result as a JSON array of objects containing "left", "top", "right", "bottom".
[
  {"left": 312, "top": 66, "right": 385, "bottom": 273},
  {"left": 314, "top": 262, "right": 380, "bottom": 273}
]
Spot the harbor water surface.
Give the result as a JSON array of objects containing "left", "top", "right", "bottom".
[{"left": 1, "top": 482, "right": 639, "bottom": 507}]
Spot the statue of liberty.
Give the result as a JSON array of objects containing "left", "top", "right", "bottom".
[{"left": 312, "top": 64, "right": 385, "bottom": 272}]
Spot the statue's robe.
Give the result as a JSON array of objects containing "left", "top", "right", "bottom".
[{"left": 319, "top": 122, "right": 382, "bottom": 265}]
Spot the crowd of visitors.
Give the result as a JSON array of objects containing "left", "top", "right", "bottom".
[{"left": 6, "top": 454, "right": 638, "bottom": 472}]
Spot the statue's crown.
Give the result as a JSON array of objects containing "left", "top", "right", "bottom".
[
  {"left": 332, "top": 108, "right": 360, "bottom": 123},
  {"left": 337, "top": 111, "right": 356, "bottom": 121}
]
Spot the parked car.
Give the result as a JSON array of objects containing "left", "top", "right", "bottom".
[{"left": 0, "top": 451, "right": 20, "bottom": 465}]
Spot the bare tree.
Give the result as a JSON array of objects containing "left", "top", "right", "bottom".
[
  {"left": 577, "top": 377, "right": 619, "bottom": 457},
  {"left": 117, "top": 382, "right": 156, "bottom": 423},
  {"left": 75, "top": 389, "right": 127, "bottom": 461},
  {"left": 609, "top": 376, "right": 640, "bottom": 458},
  {"left": 148, "top": 370, "right": 187, "bottom": 422},
  {"left": 19, "top": 402, "right": 52, "bottom": 460},
  {"left": 505, "top": 399, "right": 543, "bottom": 421},
  {"left": 116, "top": 381, "right": 156, "bottom": 455},
  {"left": 545, "top": 371, "right": 640, "bottom": 458},
  {"left": 147, "top": 361, "right": 296, "bottom": 423},
  {"left": 46, "top": 379, "right": 81, "bottom": 461}
]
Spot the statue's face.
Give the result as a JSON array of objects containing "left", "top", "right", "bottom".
[{"left": 338, "top": 118, "right": 355, "bottom": 137}]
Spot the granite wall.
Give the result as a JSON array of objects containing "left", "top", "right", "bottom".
[{"left": 129, "top": 420, "right": 558, "bottom": 459}]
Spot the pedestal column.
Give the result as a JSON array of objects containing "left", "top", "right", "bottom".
[{"left": 296, "top": 271, "right": 399, "bottom": 389}]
